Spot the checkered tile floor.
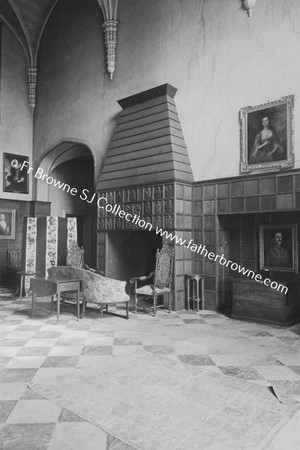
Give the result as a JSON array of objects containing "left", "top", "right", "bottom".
[{"left": 0, "top": 290, "right": 300, "bottom": 449}]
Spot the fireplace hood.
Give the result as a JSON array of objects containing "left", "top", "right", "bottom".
[
  {"left": 97, "top": 83, "right": 193, "bottom": 191},
  {"left": 96, "top": 85, "right": 194, "bottom": 312}
]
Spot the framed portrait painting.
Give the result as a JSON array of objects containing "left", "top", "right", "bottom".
[
  {"left": 0, "top": 209, "right": 16, "bottom": 240},
  {"left": 259, "top": 224, "right": 298, "bottom": 273},
  {"left": 3, "top": 153, "right": 29, "bottom": 194},
  {"left": 240, "top": 96, "right": 294, "bottom": 173}
]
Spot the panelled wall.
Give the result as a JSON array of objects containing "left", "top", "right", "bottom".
[
  {"left": 193, "top": 170, "right": 300, "bottom": 311},
  {"left": 97, "top": 181, "right": 193, "bottom": 311}
]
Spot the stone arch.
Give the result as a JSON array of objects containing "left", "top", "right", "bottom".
[{"left": 35, "top": 140, "right": 96, "bottom": 266}]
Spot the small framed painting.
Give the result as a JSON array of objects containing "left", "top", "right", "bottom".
[
  {"left": 0, "top": 209, "right": 16, "bottom": 240},
  {"left": 259, "top": 224, "right": 298, "bottom": 273},
  {"left": 240, "top": 96, "right": 294, "bottom": 173},
  {"left": 3, "top": 153, "right": 29, "bottom": 193}
]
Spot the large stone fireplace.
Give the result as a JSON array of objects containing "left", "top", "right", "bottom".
[{"left": 97, "top": 84, "right": 194, "bottom": 310}]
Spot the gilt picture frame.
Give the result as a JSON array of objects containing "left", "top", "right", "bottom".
[
  {"left": 240, "top": 96, "right": 294, "bottom": 173},
  {"left": 3, "top": 153, "right": 29, "bottom": 194},
  {"left": 0, "top": 209, "right": 16, "bottom": 240},
  {"left": 259, "top": 223, "right": 298, "bottom": 273}
]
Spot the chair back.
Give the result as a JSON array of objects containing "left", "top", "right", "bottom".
[
  {"left": 7, "top": 249, "right": 21, "bottom": 271},
  {"left": 154, "top": 244, "right": 174, "bottom": 290},
  {"left": 66, "top": 242, "right": 84, "bottom": 268}
]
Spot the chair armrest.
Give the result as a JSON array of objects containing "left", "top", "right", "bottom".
[
  {"left": 79, "top": 269, "right": 129, "bottom": 304},
  {"left": 130, "top": 272, "right": 155, "bottom": 284},
  {"left": 83, "top": 264, "right": 104, "bottom": 275}
]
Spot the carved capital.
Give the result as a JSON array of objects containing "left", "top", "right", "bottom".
[
  {"left": 27, "top": 67, "right": 38, "bottom": 113},
  {"left": 102, "top": 20, "right": 118, "bottom": 79},
  {"left": 97, "top": 0, "right": 119, "bottom": 79},
  {"left": 242, "top": 0, "right": 257, "bottom": 17}
]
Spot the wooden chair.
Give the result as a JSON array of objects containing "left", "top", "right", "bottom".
[
  {"left": 130, "top": 243, "right": 174, "bottom": 316},
  {"left": 66, "top": 242, "right": 84, "bottom": 268},
  {"left": 6, "top": 249, "right": 21, "bottom": 287}
]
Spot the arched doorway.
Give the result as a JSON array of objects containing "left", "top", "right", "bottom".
[{"left": 36, "top": 142, "right": 96, "bottom": 267}]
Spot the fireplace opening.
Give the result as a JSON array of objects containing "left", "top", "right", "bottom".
[{"left": 105, "top": 231, "right": 162, "bottom": 281}]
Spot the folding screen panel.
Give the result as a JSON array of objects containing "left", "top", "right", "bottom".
[{"left": 22, "top": 217, "right": 77, "bottom": 293}]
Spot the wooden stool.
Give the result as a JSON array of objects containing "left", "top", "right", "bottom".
[{"left": 185, "top": 274, "right": 204, "bottom": 311}]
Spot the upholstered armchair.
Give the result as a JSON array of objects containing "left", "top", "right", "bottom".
[
  {"left": 130, "top": 243, "right": 174, "bottom": 316},
  {"left": 47, "top": 266, "right": 129, "bottom": 319}
]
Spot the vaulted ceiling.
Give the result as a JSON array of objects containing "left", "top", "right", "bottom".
[
  {"left": 0, "top": 0, "right": 59, "bottom": 65},
  {"left": 0, "top": 0, "right": 119, "bottom": 111}
]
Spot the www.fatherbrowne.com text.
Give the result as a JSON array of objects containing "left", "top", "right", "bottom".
[{"left": 20, "top": 161, "right": 288, "bottom": 294}]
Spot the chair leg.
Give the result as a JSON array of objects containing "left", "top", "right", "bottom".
[
  {"left": 196, "top": 280, "right": 200, "bottom": 312},
  {"left": 153, "top": 294, "right": 157, "bottom": 317},
  {"left": 56, "top": 294, "right": 60, "bottom": 321},
  {"left": 19, "top": 275, "right": 24, "bottom": 303},
  {"left": 134, "top": 293, "right": 138, "bottom": 313},
  {"left": 134, "top": 281, "right": 137, "bottom": 313},
  {"left": 126, "top": 301, "right": 129, "bottom": 320},
  {"left": 168, "top": 292, "right": 171, "bottom": 313},
  {"left": 77, "top": 292, "right": 80, "bottom": 321},
  {"left": 31, "top": 292, "right": 35, "bottom": 318},
  {"left": 100, "top": 304, "right": 104, "bottom": 316},
  {"left": 81, "top": 301, "right": 86, "bottom": 318},
  {"left": 50, "top": 295, "right": 54, "bottom": 314}
]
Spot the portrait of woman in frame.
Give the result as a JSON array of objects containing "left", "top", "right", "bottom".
[{"left": 240, "top": 96, "right": 294, "bottom": 173}]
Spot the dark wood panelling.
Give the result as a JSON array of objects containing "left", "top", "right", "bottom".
[
  {"left": 204, "top": 215, "right": 215, "bottom": 229},
  {"left": 245, "top": 196, "right": 259, "bottom": 211},
  {"left": 195, "top": 169, "right": 300, "bottom": 215},
  {"left": 204, "top": 261, "right": 216, "bottom": 276},
  {"left": 231, "top": 198, "right": 244, "bottom": 212},
  {"left": 231, "top": 181, "right": 244, "bottom": 197},
  {"left": 98, "top": 181, "right": 192, "bottom": 311},
  {"left": 203, "top": 200, "right": 215, "bottom": 214},
  {"left": 205, "top": 277, "right": 216, "bottom": 291},
  {"left": 295, "top": 175, "right": 300, "bottom": 190},
  {"left": 192, "top": 169, "right": 300, "bottom": 314},
  {"left": 217, "top": 199, "right": 229, "bottom": 213},
  {"left": 277, "top": 194, "right": 293, "bottom": 209},
  {"left": 261, "top": 178, "right": 275, "bottom": 195},
  {"left": 261, "top": 195, "right": 276, "bottom": 211},
  {"left": 193, "top": 186, "right": 202, "bottom": 200},
  {"left": 217, "top": 183, "right": 229, "bottom": 198},
  {"left": 204, "top": 185, "right": 215, "bottom": 200},
  {"left": 203, "top": 231, "right": 215, "bottom": 246},
  {"left": 184, "top": 185, "right": 192, "bottom": 201},
  {"left": 296, "top": 192, "right": 300, "bottom": 209},
  {"left": 245, "top": 180, "right": 259, "bottom": 196},
  {"left": 277, "top": 175, "right": 293, "bottom": 193}
]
